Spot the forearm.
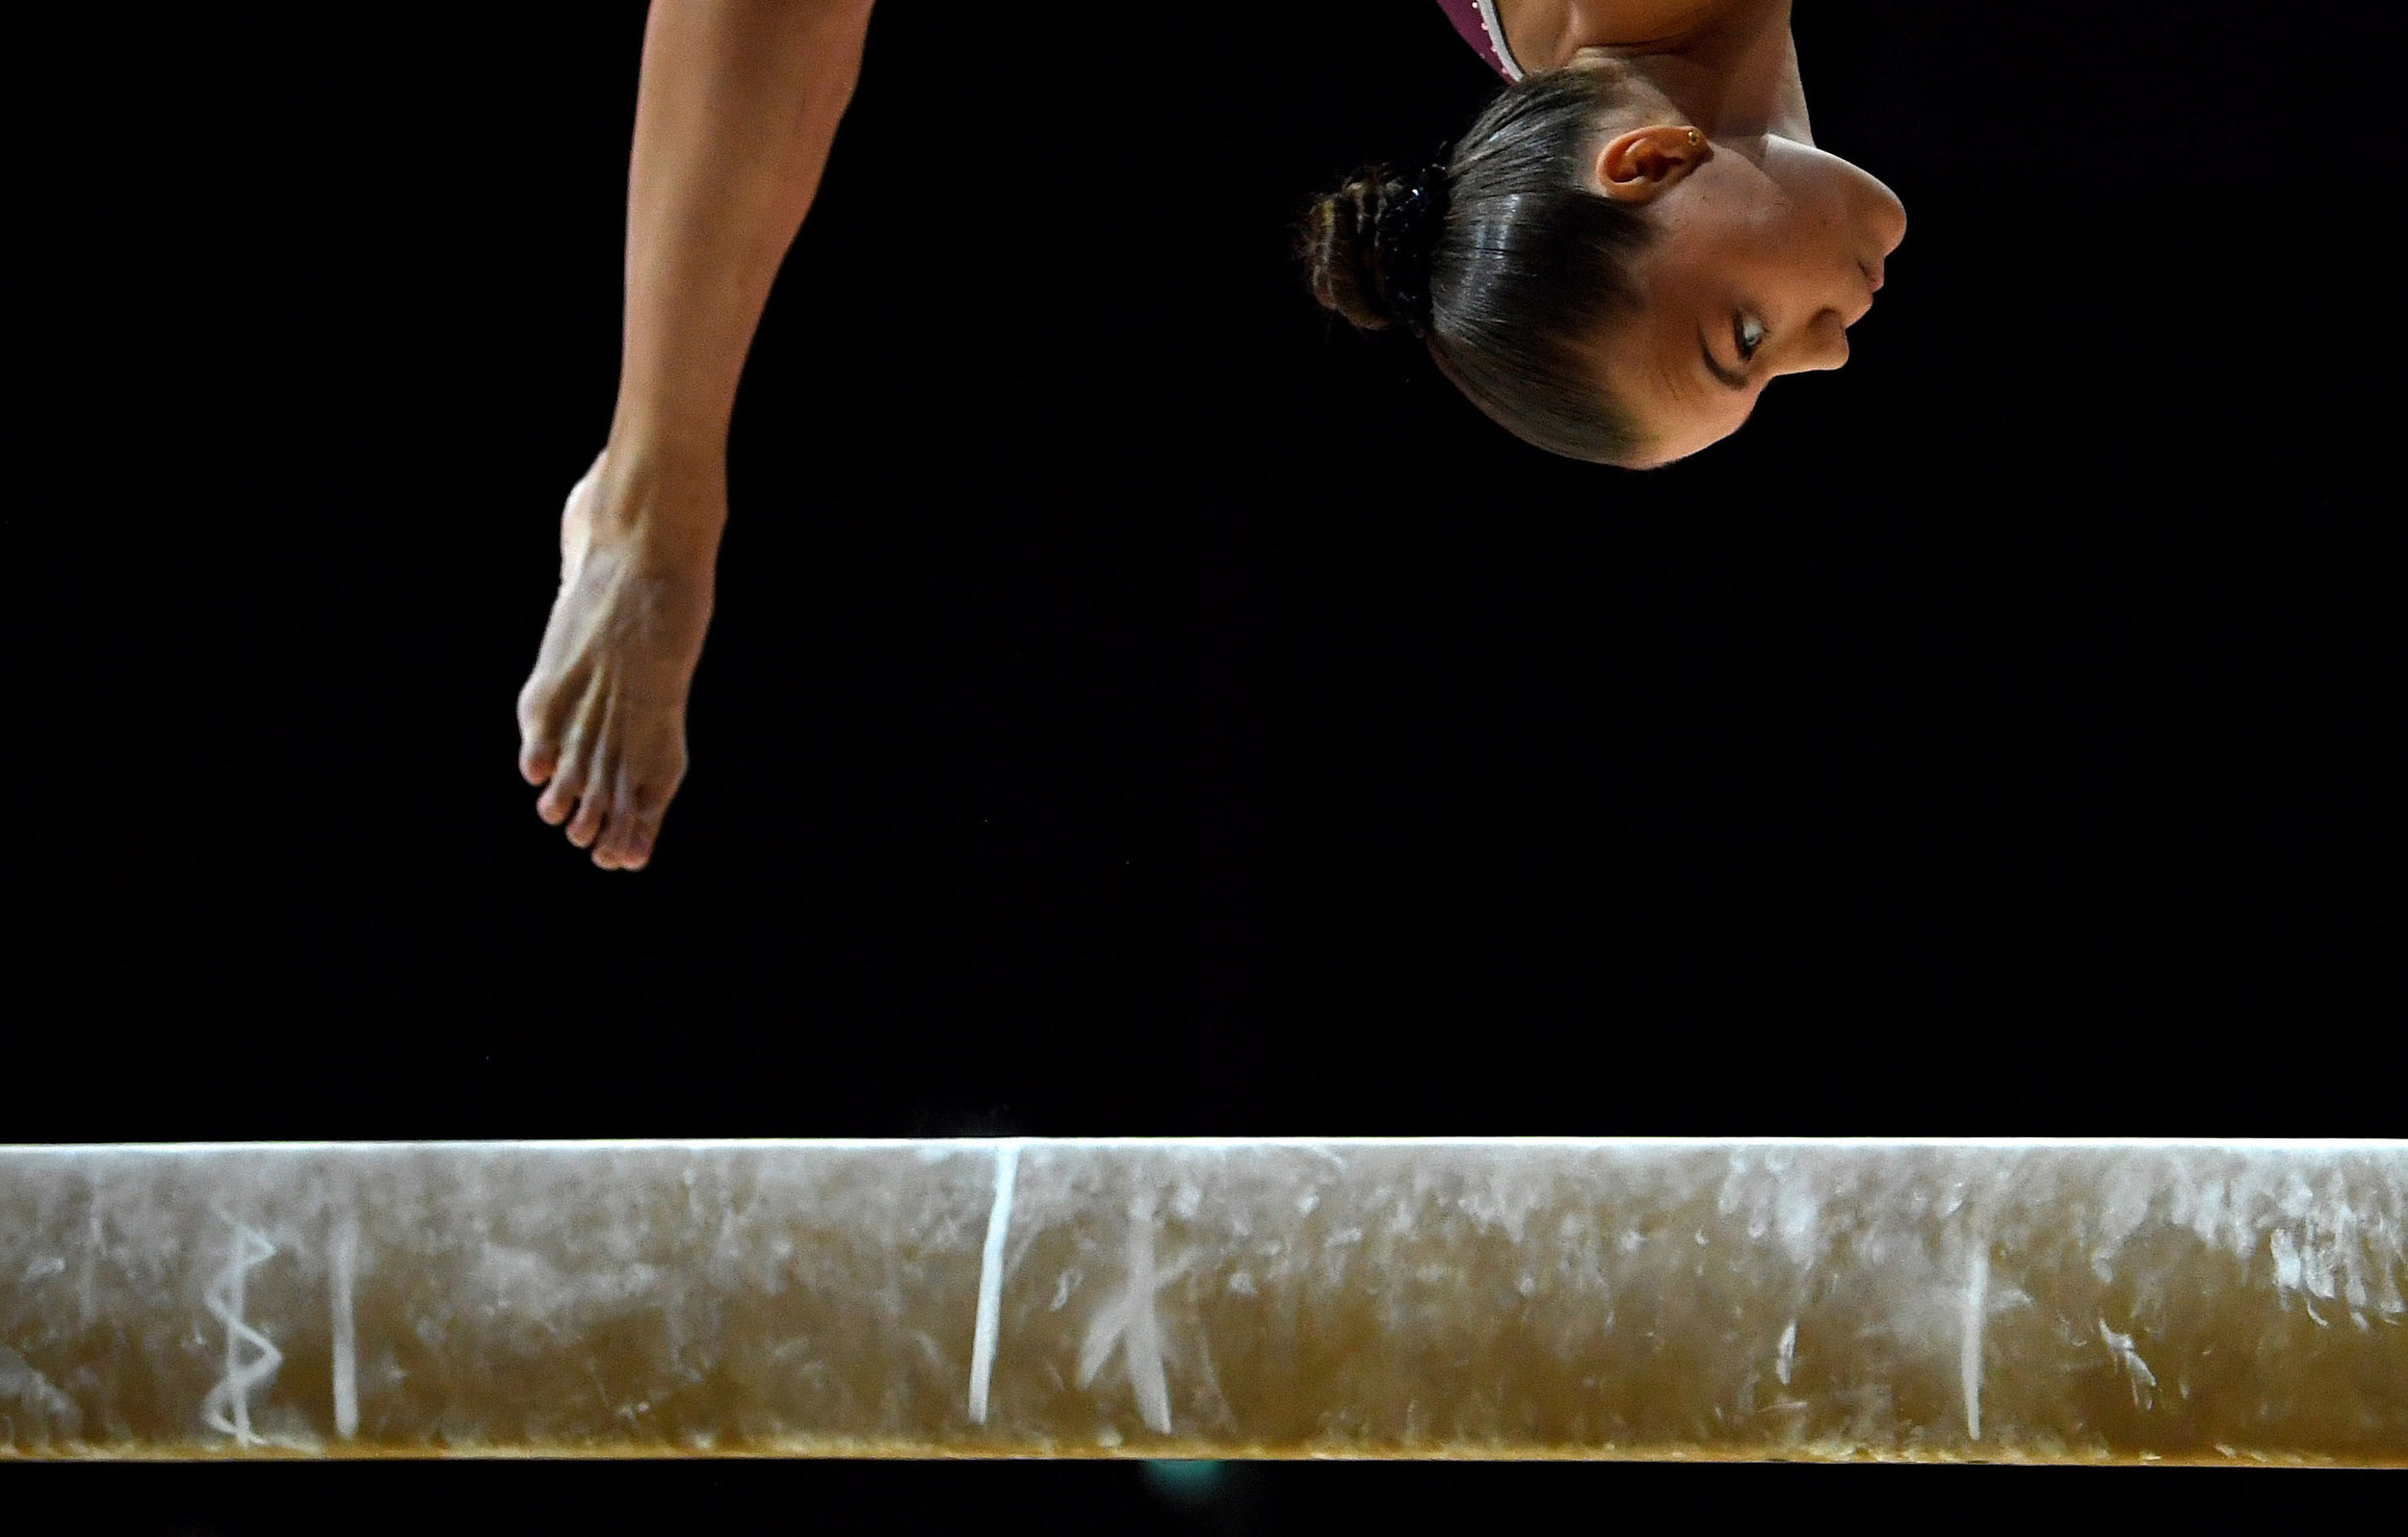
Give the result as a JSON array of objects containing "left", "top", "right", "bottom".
[{"left": 609, "top": 0, "right": 874, "bottom": 474}]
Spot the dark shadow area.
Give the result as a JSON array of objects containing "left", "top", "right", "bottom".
[{"left": 42, "top": 1459, "right": 2408, "bottom": 1534}]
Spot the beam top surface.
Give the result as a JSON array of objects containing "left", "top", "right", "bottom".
[{"left": 5, "top": 1138, "right": 2402, "bottom": 1464}]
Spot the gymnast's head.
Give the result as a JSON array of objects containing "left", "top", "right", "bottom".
[{"left": 1304, "top": 56, "right": 1907, "bottom": 468}]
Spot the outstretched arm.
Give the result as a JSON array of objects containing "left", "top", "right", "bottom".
[{"left": 517, "top": 0, "right": 874, "bottom": 873}]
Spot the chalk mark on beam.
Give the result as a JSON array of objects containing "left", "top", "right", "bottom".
[
  {"left": 968, "top": 1138, "right": 1023, "bottom": 1425},
  {"left": 1077, "top": 1195, "right": 1191, "bottom": 1435},
  {"left": 1961, "top": 1235, "right": 1988, "bottom": 1440},
  {"left": 196, "top": 1216, "right": 281, "bottom": 1448},
  {"left": 330, "top": 1211, "right": 359, "bottom": 1439}
]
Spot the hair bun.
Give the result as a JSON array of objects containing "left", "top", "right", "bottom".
[{"left": 1304, "top": 163, "right": 1449, "bottom": 336}]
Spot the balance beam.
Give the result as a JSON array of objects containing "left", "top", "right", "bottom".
[{"left": 3, "top": 1138, "right": 2400, "bottom": 1463}]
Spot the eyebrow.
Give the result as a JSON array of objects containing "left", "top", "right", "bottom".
[{"left": 1696, "top": 326, "right": 1751, "bottom": 392}]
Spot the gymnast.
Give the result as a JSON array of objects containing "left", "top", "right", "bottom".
[{"left": 516, "top": 0, "right": 1908, "bottom": 871}]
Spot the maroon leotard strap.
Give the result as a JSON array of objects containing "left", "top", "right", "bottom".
[{"left": 1435, "top": 0, "right": 1517, "bottom": 82}]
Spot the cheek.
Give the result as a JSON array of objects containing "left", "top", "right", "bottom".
[
  {"left": 1687, "top": 166, "right": 1800, "bottom": 274},
  {"left": 1688, "top": 217, "right": 1806, "bottom": 309},
  {"left": 1651, "top": 197, "right": 1764, "bottom": 300},
  {"left": 1763, "top": 143, "right": 1875, "bottom": 237}
]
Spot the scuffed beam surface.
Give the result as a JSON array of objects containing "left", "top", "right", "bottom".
[{"left": 2, "top": 1139, "right": 2401, "bottom": 1463}]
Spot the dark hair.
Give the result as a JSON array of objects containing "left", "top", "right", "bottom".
[{"left": 1303, "top": 67, "right": 1657, "bottom": 465}]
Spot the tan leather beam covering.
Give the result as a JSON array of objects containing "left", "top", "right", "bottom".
[{"left": 2, "top": 1139, "right": 2401, "bottom": 1463}]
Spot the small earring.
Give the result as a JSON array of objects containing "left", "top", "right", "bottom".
[{"left": 1687, "top": 128, "right": 1702, "bottom": 145}]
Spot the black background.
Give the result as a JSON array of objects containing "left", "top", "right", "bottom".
[{"left": 16, "top": 0, "right": 2400, "bottom": 1527}]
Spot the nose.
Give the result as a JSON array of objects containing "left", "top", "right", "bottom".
[
  {"left": 1788, "top": 308, "right": 1851, "bottom": 373},
  {"left": 1871, "top": 177, "right": 1907, "bottom": 258},
  {"left": 1844, "top": 164, "right": 1903, "bottom": 314},
  {"left": 1839, "top": 269, "right": 1875, "bottom": 328}
]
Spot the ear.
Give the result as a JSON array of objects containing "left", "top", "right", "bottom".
[{"left": 1593, "top": 125, "right": 1709, "bottom": 205}]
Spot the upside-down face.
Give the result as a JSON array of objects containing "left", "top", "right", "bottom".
[{"left": 1595, "top": 129, "right": 1908, "bottom": 467}]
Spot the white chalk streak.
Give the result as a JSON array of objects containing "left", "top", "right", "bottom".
[
  {"left": 2098, "top": 1318, "right": 2159, "bottom": 1410},
  {"left": 197, "top": 1220, "right": 282, "bottom": 1447},
  {"left": 1075, "top": 1207, "right": 1180, "bottom": 1436},
  {"left": 1961, "top": 1239, "right": 1989, "bottom": 1441},
  {"left": 967, "top": 1139, "right": 1023, "bottom": 1425},
  {"left": 330, "top": 1211, "right": 359, "bottom": 1438},
  {"left": 1121, "top": 1217, "right": 1172, "bottom": 1435},
  {"left": 79, "top": 1212, "right": 100, "bottom": 1327}
]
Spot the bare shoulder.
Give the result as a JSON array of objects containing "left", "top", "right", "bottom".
[
  {"left": 1507, "top": 0, "right": 1789, "bottom": 52},
  {"left": 1593, "top": 0, "right": 1739, "bottom": 44}
]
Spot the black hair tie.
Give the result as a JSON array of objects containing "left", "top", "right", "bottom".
[{"left": 1374, "top": 159, "right": 1452, "bottom": 337}]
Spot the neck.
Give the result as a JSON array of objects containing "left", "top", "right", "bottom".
[{"left": 1501, "top": 0, "right": 1808, "bottom": 143}]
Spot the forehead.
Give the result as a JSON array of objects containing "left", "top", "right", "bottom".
[{"left": 1600, "top": 256, "right": 1758, "bottom": 466}]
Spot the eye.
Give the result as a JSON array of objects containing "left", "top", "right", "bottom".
[{"left": 1733, "top": 312, "right": 1767, "bottom": 362}]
